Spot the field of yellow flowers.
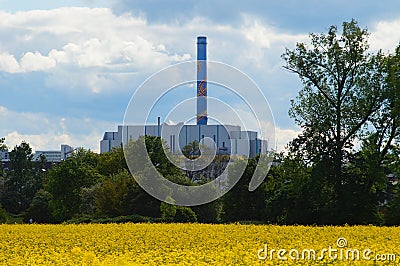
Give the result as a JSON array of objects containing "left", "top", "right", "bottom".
[{"left": 0, "top": 223, "right": 398, "bottom": 265}]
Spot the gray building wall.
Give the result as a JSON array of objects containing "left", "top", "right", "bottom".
[{"left": 100, "top": 124, "right": 267, "bottom": 157}]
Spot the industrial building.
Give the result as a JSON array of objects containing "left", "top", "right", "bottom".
[
  {"left": 0, "top": 151, "right": 9, "bottom": 162},
  {"left": 33, "top": 144, "right": 75, "bottom": 162},
  {"left": 1, "top": 144, "right": 74, "bottom": 163},
  {"left": 100, "top": 36, "right": 267, "bottom": 158},
  {"left": 100, "top": 123, "right": 266, "bottom": 157}
]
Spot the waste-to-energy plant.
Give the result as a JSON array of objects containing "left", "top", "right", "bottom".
[{"left": 100, "top": 37, "right": 267, "bottom": 157}]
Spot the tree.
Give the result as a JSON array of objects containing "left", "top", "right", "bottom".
[
  {"left": 222, "top": 156, "right": 268, "bottom": 222},
  {"left": 79, "top": 184, "right": 100, "bottom": 216},
  {"left": 181, "top": 140, "right": 201, "bottom": 158},
  {"left": 263, "top": 154, "right": 319, "bottom": 224},
  {"left": 0, "top": 203, "right": 7, "bottom": 223},
  {"left": 97, "top": 146, "right": 127, "bottom": 177},
  {"left": 173, "top": 206, "right": 197, "bottom": 223},
  {"left": 95, "top": 169, "right": 138, "bottom": 217},
  {"left": 282, "top": 20, "right": 390, "bottom": 223},
  {"left": 24, "top": 189, "right": 55, "bottom": 224},
  {"left": 283, "top": 19, "right": 385, "bottom": 175},
  {"left": 192, "top": 200, "right": 222, "bottom": 223},
  {"left": 1, "top": 142, "right": 44, "bottom": 213},
  {"left": 45, "top": 149, "right": 102, "bottom": 222},
  {"left": 124, "top": 136, "right": 183, "bottom": 179},
  {"left": 182, "top": 140, "right": 229, "bottom": 181},
  {"left": 0, "top": 138, "right": 7, "bottom": 188},
  {"left": 0, "top": 138, "right": 7, "bottom": 152},
  {"left": 353, "top": 44, "right": 400, "bottom": 214}
]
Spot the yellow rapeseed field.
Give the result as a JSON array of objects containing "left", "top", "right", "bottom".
[{"left": 0, "top": 223, "right": 398, "bottom": 265}]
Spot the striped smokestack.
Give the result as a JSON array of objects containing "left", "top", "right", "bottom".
[{"left": 196, "top": 36, "right": 207, "bottom": 125}]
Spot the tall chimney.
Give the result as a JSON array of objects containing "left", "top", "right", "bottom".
[{"left": 197, "top": 36, "right": 207, "bottom": 125}]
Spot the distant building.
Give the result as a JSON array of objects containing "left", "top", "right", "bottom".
[
  {"left": 33, "top": 144, "right": 74, "bottom": 162},
  {"left": 0, "top": 151, "right": 9, "bottom": 162},
  {"left": 100, "top": 123, "right": 267, "bottom": 158},
  {"left": 1, "top": 144, "right": 74, "bottom": 163}
]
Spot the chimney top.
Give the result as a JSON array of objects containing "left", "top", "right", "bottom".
[{"left": 197, "top": 36, "right": 207, "bottom": 44}]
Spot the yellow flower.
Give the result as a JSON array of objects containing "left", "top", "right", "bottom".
[{"left": 0, "top": 223, "right": 398, "bottom": 265}]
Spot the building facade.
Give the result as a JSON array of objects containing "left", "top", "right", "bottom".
[
  {"left": 0, "top": 151, "right": 9, "bottom": 162},
  {"left": 100, "top": 123, "right": 267, "bottom": 158},
  {"left": 33, "top": 144, "right": 74, "bottom": 162}
]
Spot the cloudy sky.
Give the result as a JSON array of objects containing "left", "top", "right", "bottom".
[{"left": 1, "top": 0, "right": 400, "bottom": 152}]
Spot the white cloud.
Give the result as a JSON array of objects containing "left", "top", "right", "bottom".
[
  {"left": 242, "top": 17, "right": 302, "bottom": 49},
  {"left": 0, "top": 7, "right": 192, "bottom": 92},
  {"left": 20, "top": 51, "right": 56, "bottom": 71},
  {"left": 3, "top": 130, "right": 104, "bottom": 152},
  {"left": 0, "top": 105, "right": 116, "bottom": 152},
  {"left": 0, "top": 8, "right": 309, "bottom": 97},
  {"left": 370, "top": 18, "right": 400, "bottom": 52},
  {"left": 0, "top": 52, "right": 20, "bottom": 73},
  {"left": 4, "top": 131, "right": 70, "bottom": 151},
  {"left": 275, "top": 127, "right": 301, "bottom": 152},
  {"left": 239, "top": 15, "right": 308, "bottom": 69}
]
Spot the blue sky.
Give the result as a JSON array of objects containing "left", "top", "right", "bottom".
[{"left": 1, "top": 0, "right": 400, "bottom": 152}]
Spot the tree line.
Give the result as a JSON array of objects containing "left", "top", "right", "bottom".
[{"left": 0, "top": 19, "right": 399, "bottom": 225}]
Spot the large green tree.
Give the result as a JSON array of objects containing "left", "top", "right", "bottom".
[
  {"left": 45, "top": 149, "right": 102, "bottom": 222},
  {"left": 283, "top": 19, "right": 385, "bottom": 177},
  {"left": 282, "top": 20, "right": 395, "bottom": 223},
  {"left": 1, "top": 142, "right": 44, "bottom": 213},
  {"left": 222, "top": 156, "right": 268, "bottom": 222},
  {"left": 95, "top": 169, "right": 139, "bottom": 217}
]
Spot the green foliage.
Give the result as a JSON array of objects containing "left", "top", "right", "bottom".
[
  {"left": 45, "top": 149, "right": 102, "bottom": 222},
  {"left": 192, "top": 200, "right": 222, "bottom": 223},
  {"left": 160, "top": 200, "right": 197, "bottom": 223},
  {"left": 79, "top": 184, "right": 99, "bottom": 215},
  {"left": 181, "top": 140, "right": 200, "bottom": 158},
  {"left": 283, "top": 19, "right": 385, "bottom": 169},
  {"left": 95, "top": 169, "right": 138, "bottom": 217},
  {"left": 24, "top": 189, "right": 54, "bottom": 224},
  {"left": 281, "top": 19, "right": 400, "bottom": 225},
  {"left": 385, "top": 184, "right": 400, "bottom": 225},
  {"left": 1, "top": 142, "right": 44, "bottom": 213},
  {"left": 0, "top": 203, "right": 8, "bottom": 223},
  {"left": 264, "top": 155, "right": 316, "bottom": 224},
  {"left": 182, "top": 141, "right": 230, "bottom": 181},
  {"left": 0, "top": 138, "right": 7, "bottom": 152},
  {"left": 124, "top": 136, "right": 185, "bottom": 183},
  {"left": 97, "top": 146, "right": 127, "bottom": 176},
  {"left": 66, "top": 214, "right": 155, "bottom": 224},
  {"left": 222, "top": 157, "right": 268, "bottom": 222},
  {"left": 174, "top": 207, "right": 197, "bottom": 223},
  {"left": 160, "top": 201, "right": 176, "bottom": 222}
]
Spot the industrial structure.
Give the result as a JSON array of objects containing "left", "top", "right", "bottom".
[
  {"left": 196, "top": 36, "right": 208, "bottom": 125},
  {"left": 100, "top": 36, "right": 267, "bottom": 157},
  {"left": 1, "top": 144, "right": 74, "bottom": 163},
  {"left": 33, "top": 144, "right": 75, "bottom": 162}
]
